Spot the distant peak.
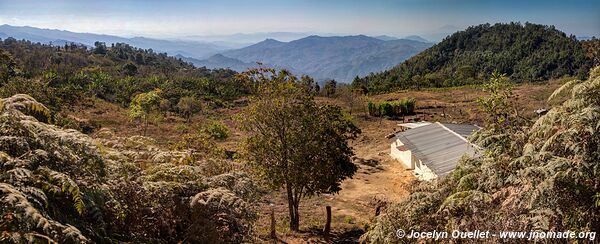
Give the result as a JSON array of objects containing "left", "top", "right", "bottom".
[
  {"left": 373, "top": 35, "right": 398, "bottom": 41},
  {"left": 303, "top": 35, "right": 323, "bottom": 39},
  {"left": 403, "top": 35, "right": 430, "bottom": 43}
]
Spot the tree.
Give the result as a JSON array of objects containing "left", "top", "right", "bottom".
[
  {"left": 0, "top": 49, "right": 19, "bottom": 85},
  {"left": 324, "top": 79, "right": 337, "bottom": 97},
  {"left": 337, "top": 85, "right": 365, "bottom": 115},
  {"left": 129, "top": 89, "right": 162, "bottom": 135},
  {"left": 159, "top": 99, "right": 171, "bottom": 117},
  {"left": 475, "top": 70, "right": 515, "bottom": 130},
  {"left": 93, "top": 41, "right": 107, "bottom": 55},
  {"left": 122, "top": 63, "right": 138, "bottom": 76},
  {"left": 134, "top": 52, "right": 145, "bottom": 65},
  {"left": 238, "top": 68, "right": 360, "bottom": 231},
  {"left": 299, "top": 75, "right": 317, "bottom": 94},
  {"left": 177, "top": 96, "right": 199, "bottom": 123}
]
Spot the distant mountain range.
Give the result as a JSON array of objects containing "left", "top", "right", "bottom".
[
  {"left": 182, "top": 32, "right": 325, "bottom": 45},
  {"left": 187, "top": 35, "right": 432, "bottom": 82},
  {"left": 0, "top": 24, "right": 235, "bottom": 59},
  {"left": 0, "top": 24, "right": 433, "bottom": 82}
]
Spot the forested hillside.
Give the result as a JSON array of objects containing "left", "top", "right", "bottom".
[
  {"left": 2, "top": 21, "right": 599, "bottom": 243},
  {"left": 0, "top": 24, "right": 236, "bottom": 58},
  {"left": 355, "top": 23, "right": 596, "bottom": 93},
  {"left": 0, "top": 38, "right": 245, "bottom": 112}
]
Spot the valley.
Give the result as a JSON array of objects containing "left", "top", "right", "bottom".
[{"left": 0, "top": 9, "right": 599, "bottom": 242}]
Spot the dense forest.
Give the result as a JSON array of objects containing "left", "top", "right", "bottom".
[
  {"left": 0, "top": 38, "right": 246, "bottom": 113},
  {"left": 353, "top": 23, "right": 597, "bottom": 93}
]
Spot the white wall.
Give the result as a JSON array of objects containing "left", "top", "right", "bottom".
[
  {"left": 391, "top": 138, "right": 438, "bottom": 181},
  {"left": 414, "top": 161, "right": 438, "bottom": 181},
  {"left": 390, "top": 138, "right": 414, "bottom": 169}
]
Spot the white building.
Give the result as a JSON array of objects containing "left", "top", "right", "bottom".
[{"left": 391, "top": 122, "right": 480, "bottom": 181}]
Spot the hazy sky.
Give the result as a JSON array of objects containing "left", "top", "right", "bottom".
[{"left": 0, "top": 0, "right": 598, "bottom": 38}]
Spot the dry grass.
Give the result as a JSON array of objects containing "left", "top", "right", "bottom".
[{"left": 64, "top": 79, "right": 570, "bottom": 243}]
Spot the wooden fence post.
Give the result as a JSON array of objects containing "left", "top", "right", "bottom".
[{"left": 270, "top": 204, "right": 276, "bottom": 240}]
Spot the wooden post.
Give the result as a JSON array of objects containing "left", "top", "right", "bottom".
[
  {"left": 442, "top": 107, "right": 446, "bottom": 122},
  {"left": 270, "top": 204, "right": 276, "bottom": 240},
  {"left": 323, "top": 206, "right": 331, "bottom": 241}
]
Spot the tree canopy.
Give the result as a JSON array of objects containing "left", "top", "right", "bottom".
[
  {"left": 0, "top": 38, "right": 244, "bottom": 112},
  {"left": 238, "top": 68, "right": 360, "bottom": 231}
]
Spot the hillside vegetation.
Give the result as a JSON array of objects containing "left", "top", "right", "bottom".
[
  {"left": 362, "top": 66, "right": 600, "bottom": 243},
  {"left": 0, "top": 24, "right": 236, "bottom": 58},
  {"left": 0, "top": 94, "right": 260, "bottom": 243},
  {"left": 0, "top": 38, "right": 244, "bottom": 112},
  {"left": 355, "top": 23, "right": 595, "bottom": 93}
]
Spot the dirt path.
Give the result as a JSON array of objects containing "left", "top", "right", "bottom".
[
  {"left": 329, "top": 118, "right": 415, "bottom": 223},
  {"left": 257, "top": 118, "right": 415, "bottom": 243}
]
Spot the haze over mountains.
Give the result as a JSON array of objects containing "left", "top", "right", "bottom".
[
  {"left": 0, "top": 24, "right": 236, "bottom": 59},
  {"left": 0, "top": 24, "right": 434, "bottom": 82},
  {"left": 188, "top": 35, "right": 432, "bottom": 82}
]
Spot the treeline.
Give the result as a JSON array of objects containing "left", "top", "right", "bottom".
[
  {"left": 582, "top": 38, "right": 600, "bottom": 67},
  {"left": 0, "top": 38, "right": 247, "bottom": 111},
  {"left": 353, "top": 23, "right": 596, "bottom": 93}
]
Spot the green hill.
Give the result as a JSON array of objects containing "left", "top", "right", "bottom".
[
  {"left": 0, "top": 38, "right": 243, "bottom": 111},
  {"left": 354, "top": 23, "right": 594, "bottom": 93}
]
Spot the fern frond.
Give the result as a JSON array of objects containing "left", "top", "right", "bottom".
[
  {"left": 17, "top": 186, "right": 48, "bottom": 209},
  {"left": 36, "top": 167, "right": 85, "bottom": 215},
  {"left": 1, "top": 94, "right": 52, "bottom": 123},
  {"left": 547, "top": 79, "right": 582, "bottom": 103},
  {"left": 0, "top": 183, "right": 53, "bottom": 236},
  {"left": 190, "top": 187, "right": 249, "bottom": 214},
  {"left": 6, "top": 167, "right": 33, "bottom": 185}
]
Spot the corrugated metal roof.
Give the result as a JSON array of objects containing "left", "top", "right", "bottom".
[
  {"left": 398, "top": 122, "right": 431, "bottom": 129},
  {"left": 396, "top": 122, "right": 479, "bottom": 177},
  {"left": 441, "top": 123, "right": 480, "bottom": 138}
]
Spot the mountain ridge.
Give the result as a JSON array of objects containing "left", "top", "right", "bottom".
[
  {"left": 189, "top": 35, "right": 432, "bottom": 82},
  {"left": 0, "top": 24, "right": 231, "bottom": 59}
]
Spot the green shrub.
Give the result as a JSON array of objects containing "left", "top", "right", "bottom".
[
  {"left": 367, "top": 98, "right": 416, "bottom": 117},
  {"left": 204, "top": 120, "right": 230, "bottom": 140},
  {"left": 379, "top": 102, "right": 393, "bottom": 117}
]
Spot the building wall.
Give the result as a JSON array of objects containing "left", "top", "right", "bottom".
[
  {"left": 390, "top": 138, "right": 414, "bottom": 169},
  {"left": 414, "top": 161, "right": 438, "bottom": 181},
  {"left": 391, "top": 138, "right": 438, "bottom": 181}
]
